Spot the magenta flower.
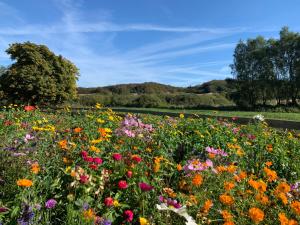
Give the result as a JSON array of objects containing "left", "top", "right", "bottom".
[
  {"left": 112, "top": 153, "right": 122, "bottom": 161},
  {"left": 45, "top": 199, "right": 57, "bottom": 209},
  {"left": 139, "top": 182, "right": 154, "bottom": 192},
  {"left": 123, "top": 210, "right": 134, "bottom": 222}
]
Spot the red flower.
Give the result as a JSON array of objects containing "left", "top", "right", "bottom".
[
  {"left": 84, "top": 156, "right": 93, "bottom": 163},
  {"left": 118, "top": 180, "right": 128, "bottom": 189},
  {"left": 24, "top": 105, "right": 36, "bottom": 111},
  {"left": 132, "top": 155, "right": 142, "bottom": 163},
  {"left": 124, "top": 210, "right": 134, "bottom": 222},
  {"left": 139, "top": 182, "right": 154, "bottom": 192},
  {"left": 126, "top": 170, "right": 133, "bottom": 178},
  {"left": 4, "top": 120, "right": 13, "bottom": 126},
  {"left": 104, "top": 197, "right": 114, "bottom": 207},
  {"left": 81, "top": 151, "right": 88, "bottom": 158},
  {"left": 112, "top": 153, "right": 122, "bottom": 161},
  {"left": 93, "top": 157, "right": 103, "bottom": 165},
  {"left": 79, "top": 175, "right": 89, "bottom": 184},
  {"left": 89, "top": 164, "right": 98, "bottom": 170}
]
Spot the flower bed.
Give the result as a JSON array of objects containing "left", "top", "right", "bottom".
[{"left": 0, "top": 105, "right": 300, "bottom": 224}]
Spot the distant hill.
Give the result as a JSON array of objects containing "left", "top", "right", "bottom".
[{"left": 78, "top": 80, "right": 230, "bottom": 95}]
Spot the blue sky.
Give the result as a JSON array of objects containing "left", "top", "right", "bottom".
[{"left": 0, "top": 0, "right": 300, "bottom": 87}]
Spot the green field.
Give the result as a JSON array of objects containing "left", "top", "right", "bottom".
[{"left": 111, "top": 107, "right": 300, "bottom": 122}]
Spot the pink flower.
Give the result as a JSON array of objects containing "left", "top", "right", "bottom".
[
  {"left": 112, "top": 153, "right": 122, "bottom": 161},
  {"left": 139, "top": 182, "right": 154, "bottom": 192},
  {"left": 93, "top": 157, "right": 103, "bottom": 165},
  {"left": 118, "top": 180, "right": 128, "bottom": 189},
  {"left": 124, "top": 210, "right": 134, "bottom": 222},
  {"left": 126, "top": 170, "right": 133, "bottom": 178},
  {"left": 132, "top": 155, "right": 142, "bottom": 163},
  {"left": 81, "top": 151, "right": 88, "bottom": 158},
  {"left": 84, "top": 156, "right": 93, "bottom": 163},
  {"left": 80, "top": 175, "right": 89, "bottom": 184},
  {"left": 24, "top": 105, "right": 36, "bottom": 111},
  {"left": 205, "top": 159, "right": 213, "bottom": 167},
  {"left": 205, "top": 146, "right": 228, "bottom": 157},
  {"left": 104, "top": 197, "right": 114, "bottom": 207}
]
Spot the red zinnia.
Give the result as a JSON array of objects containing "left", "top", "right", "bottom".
[
  {"left": 104, "top": 197, "right": 114, "bottom": 207},
  {"left": 124, "top": 210, "right": 134, "bottom": 222},
  {"left": 84, "top": 156, "right": 93, "bottom": 163},
  {"left": 118, "top": 180, "right": 128, "bottom": 189},
  {"left": 132, "top": 155, "right": 142, "bottom": 163},
  {"left": 89, "top": 164, "right": 98, "bottom": 170},
  {"left": 81, "top": 151, "right": 88, "bottom": 158},
  {"left": 24, "top": 105, "right": 36, "bottom": 112},
  {"left": 93, "top": 157, "right": 103, "bottom": 165},
  {"left": 139, "top": 182, "right": 154, "bottom": 192},
  {"left": 112, "top": 153, "right": 122, "bottom": 161}
]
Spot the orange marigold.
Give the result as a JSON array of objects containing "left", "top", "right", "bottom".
[
  {"left": 263, "top": 167, "right": 277, "bottom": 182},
  {"left": 249, "top": 207, "right": 264, "bottom": 224},
  {"left": 221, "top": 210, "right": 233, "bottom": 222},
  {"left": 74, "top": 127, "right": 83, "bottom": 133},
  {"left": 31, "top": 162, "right": 40, "bottom": 174},
  {"left": 17, "top": 179, "right": 33, "bottom": 187},
  {"left": 255, "top": 193, "right": 269, "bottom": 205},
  {"left": 224, "top": 181, "right": 235, "bottom": 191},
  {"left": 265, "top": 161, "right": 273, "bottom": 167},
  {"left": 192, "top": 174, "right": 203, "bottom": 187},
  {"left": 177, "top": 164, "right": 183, "bottom": 171},
  {"left": 219, "top": 194, "right": 234, "bottom": 206},
  {"left": 291, "top": 201, "right": 300, "bottom": 216},
  {"left": 248, "top": 179, "right": 267, "bottom": 193},
  {"left": 201, "top": 199, "right": 213, "bottom": 214},
  {"left": 276, "top": 182, "right": 290, "bottom": 193}
]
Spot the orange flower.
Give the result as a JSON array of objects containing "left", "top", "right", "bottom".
[
  {"left": 221, "top": 210, "right": 233, "bottom": 222},
  {"left": 163, "top": 188, "right": 176, "bottom": 198},
  {"left": 255, "top": 193, "right": 269, "bottom": 205},
  {"left": 74, "top": 127, "right": 83, "bottom": 133},
  {"left": 201, "top": 199, "right": 213, "bottom": 214},
  {"left": 278, "top": 212, "right": 298, "bottom": 225},
  {"left": 192, "top": 174, "right": 203, "bottom": 187},
  {"left": 234, "top": 171, "right": 247, "bottom": 182},
  {"left": 263, "top": 167, "right": 277, "bottom": 182},
  {"left": 277, "top": 192, "right": 288, "bottom": 205},
  {"left": 266, "top": 144, "right": 273, "bottom": 152},
  {"left": 265, "top": 161, "right": 273, "bottom": 167},
  {"left": 17, "top": 179, "right": 33, "bottom": 187},
  {"left": 224, "top": 222, "right": 235, "bottom": 225},
  {"left": 227, "top": 165, "right": 237, "bottom": 173},
  {"left": 248, "top": 179, "right": 267, "bottom": 193},
  {"left": 83, "top": 208, "right": 95, "bottom": 220},
  {"left": 291, "top": 201, "right": 300, "bottom": 216},
  {"left": 31, "top": 162, "right": 40, "bottom": 174},
  {"left": 177, "top": 164, "right": 182, "bottom": 171},
  {"left": 58, "top": 140, "right": 67, "bottom": 149},
  {"left": 219, "top": 194, "right": 234, "bottom": 206},
  {"left": 224, "top": 181, "right": 235, "bottom": 191},
  {"left": 249, "top": 207, "right": 264, "bottom": 224},
  {"left": 208, "top": 153, "right": 215, "bottom": 159},
  {"left": 276, "top": 182, "right": 290, "bottom": 193}
]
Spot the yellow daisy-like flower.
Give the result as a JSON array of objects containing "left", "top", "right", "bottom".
[{"left": 139, "top": 217, "right": 149, "bottom": 225}]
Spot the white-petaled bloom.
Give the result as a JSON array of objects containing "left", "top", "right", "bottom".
[
  {"left": 156, "top": 204, "right": 197, "bottom": 225},
  {"left": 253, "top": 114, "right": 265, "bottom": 122}
]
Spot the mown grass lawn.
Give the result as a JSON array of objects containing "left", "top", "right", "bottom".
[{"left": 111, "top": 107, "right": 300, "bottom": 122}]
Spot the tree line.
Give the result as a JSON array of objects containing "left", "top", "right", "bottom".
[{"left": 230, "top": 27, "right": 300, "bottom": 108}]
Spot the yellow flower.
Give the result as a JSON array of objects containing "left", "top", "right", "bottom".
[
  {"left": 139, "top": 217, "right": 149, "bottom": 225},
  {"left": 90, "top": 145, "right": 101, "bottom": 153},
  {"left": 113, "top": 200, "right": 120, "bottom": 207},
  {"left": 17, "top": 179, "right": 33, "bottom": 187},
  {"left": 249, "top": 207, "right": 264, "bottom": 224},
  {"left": 179, "top": 113, "right": 184, "bottom": 118},
  {"left": 96, "top": 118, "right": 105, "bottom": 123}
]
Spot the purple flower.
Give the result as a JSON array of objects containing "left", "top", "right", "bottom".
[
  {"left": 102, "top": 219, "right": 112, "bottom": 225},
  {"left": 45, "top": 199, "right": 57, "bottom": 209},
  {"left": 205, "top": 146, "right": 228, "bottom": 157}
]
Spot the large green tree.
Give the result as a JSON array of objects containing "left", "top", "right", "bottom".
[{"left": 0, "top": 42, "right": 79, "bottom": 105}]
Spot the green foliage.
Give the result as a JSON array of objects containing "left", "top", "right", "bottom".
[
  {"left": 0, "top": 42, "right": 79, "bottom": 105},
  {"left": 231, "top": 27, "right": 300, "bottom": 108}
]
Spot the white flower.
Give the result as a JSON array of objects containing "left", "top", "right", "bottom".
[
  {"left": 253, "top": 114, "right": 265, "bottom": 122},
  {"left": 156, "top": 204, "right": 197, "bottom": 225}
]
